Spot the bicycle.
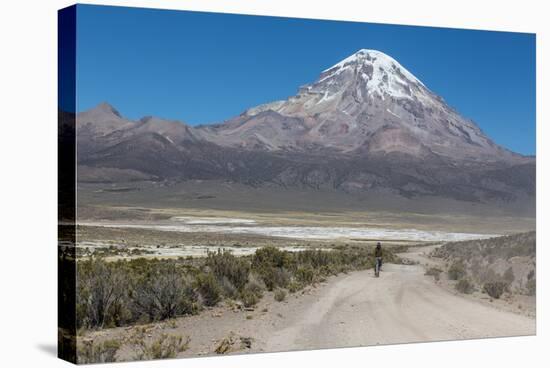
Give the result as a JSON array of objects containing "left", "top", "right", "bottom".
[{"left": 374, "top": 256, "right": 382, "bottom": 277}]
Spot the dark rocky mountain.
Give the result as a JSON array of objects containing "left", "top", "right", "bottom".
[{"left": 76, "top": 50, "right": 535, "bottom": 205}]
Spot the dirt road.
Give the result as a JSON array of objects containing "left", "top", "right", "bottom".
[
  {"left": 93, "top": 245, "right": 535, "bottom": 360},
  {"left": 255, "top": 246, "right": 534, "bottom": 352}
]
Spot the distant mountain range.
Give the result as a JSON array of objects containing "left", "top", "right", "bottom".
[{"left": 75, "top": 49, "right": 535, "bottom": 205}]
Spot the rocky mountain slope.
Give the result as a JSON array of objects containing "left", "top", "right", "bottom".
[
  {"left": 75, "top": 50, "right": 535, "bottom": 206},
  {"left": 200, "top": 50, "right": 518, "bottom": 162}
]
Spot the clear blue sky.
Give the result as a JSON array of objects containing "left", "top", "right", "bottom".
[{"left": 75, "top": 4, "right": 536, "bottom": 155}]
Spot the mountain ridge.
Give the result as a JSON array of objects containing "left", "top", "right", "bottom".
[{"left": 74, "top": 50, "right": 535, "bottom": 206}]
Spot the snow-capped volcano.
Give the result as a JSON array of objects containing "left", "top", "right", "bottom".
[
  {"left": 201, "top": 49, "right": 516, "bottom": 162},
  {"left": 319, "top": 49, "right": 426, "bottom": 101},
  {"left": 246, "top": 49, "right": 432, "bottom": 115}
]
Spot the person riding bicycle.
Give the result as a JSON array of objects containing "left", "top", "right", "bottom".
[{"left": 374, "top": 242, "right": 383, "bottom": 272}]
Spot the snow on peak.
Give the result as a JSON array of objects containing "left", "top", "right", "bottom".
[
  {"left": 319, "top": 49, "right": 427, "bottom": 100},
  {"left": 324, "top": 50, "right": 421, "bottom": 81}
]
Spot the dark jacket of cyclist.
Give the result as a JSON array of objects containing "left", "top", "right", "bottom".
[{"left": 374, "top": 242, "right": 383, "bottom": 258}]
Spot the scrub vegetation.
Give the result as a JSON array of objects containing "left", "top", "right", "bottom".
[{"left": 76, "top": 246, "right": 396, "bottom": 331}]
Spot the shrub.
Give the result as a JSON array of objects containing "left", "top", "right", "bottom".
[
  {"left": 206, "top": 250, "right": 250, "bottom": 291},
  {"left": 107, "top": 296, "right": 133, "bottom": 328},
  {"left": 448, "top": 261, "right": 466, "bottom": 281},
  {"left": 425, "top": 267, "right": 443, "bottom": 281},
  {"left": 479, "top": 267, "right": 499, "bottom": 284},
  {"left": 219, "top": 276, "right": 238, "bottom": 299},
  {"left": 245, "top": 274, "right": 266, "bottom": 295},
  {"left": 296, "top": 249, "right": 332, "bottom": 269},
  {"left": 525, "top": 269, "right": 535, "bottom": 295},
  {"left": 262, "top": 267, "right": 292, "bottom": 291},
  {"left": 215, "top": 332, "right": 237, "bottom": 354},
  {"left": 455, "top": 278, "right": 474, "bottom": 294},
  {"left": 252, "top": 247, "right": 293, "bottom": 290},
  {"left": 131, "top": 263, "right": 198, "bottom": 321},
  {"left": 295, "top": 265, "right": 316, "bottom": 285},
  {"left": 214, "top": 333, "right": 253, "bottom": 354},
  {"left": 77, "top": 339, "right": 120, "bottom": 364},
  {"left": 503, "top": 266, "right": 515, "bottom": 284},
  {"left": 241, "top": 290, "right": 259, "bottom": 308},
  {"left": 483, "top": 281, "right": 507, "bottom": 299},
  {"left": 526, "top": 278, "right": 536, "bottom": 296},
  {"left": 77, "top": 259, "right": 127, "bottom": 329},
  {"left": 132, "top": 333, "right": 189, "bottom": 360},
  {"left": 252, "top": 247, "right": 293, "bottom": 270},
  {"left": 195, "top": 273, "right": 222, "bottom": 307},
  {"left": 287, "top": 280, "right": 302, "bottom": 293},
  {"left": 240, "top": 275, "right": 265, "bottom": 307},
  {"left": 274, "top": 288, "right": 287, "bottom": 302}
]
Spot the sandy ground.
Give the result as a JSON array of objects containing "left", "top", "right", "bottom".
[{"left": 87, "top": 245, "right": 535, "bottom": 361}]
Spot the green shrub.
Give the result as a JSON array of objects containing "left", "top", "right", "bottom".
[
  {"left": 195, "top": 273, "right": 221, "bottom": 307},
  {"left": 295, "top": 265, "right": 316, "bottom": 285},
  {"left": 252, "top": 247, "right": 293, "bottom": 290},
  {"left": 252, "top": 247, "right": 293, "bottom": 269},
  {"left": 240, "top": 275, "right": 265, "bottom": 307},
  {"left": 287, "top": 280, "right": 302, "bottom": 293},
  {"left": 131, "top": 263, "right": 198, "bottom": 321},
  {"left": 245, "top": 274, "right": 265, "bottom": 294},
  {"left": 219, "top": 276, "right": 238, "bottom": 299},
  {"left": 455, "top": 278, "right": 474, "bottom": 294},
  {"left": 132, "top": 333, "right": 189, "bottom": 361},
  {"left": 526, "top": 278, "right": 536, "bottom": 296},
  {"left": 483, "top": 281, "right": 507, "bottom": 299},
  {"left": 448, "top": 261, "right": 467, "bottom": 281},
  {"left": 261, "top": 267, "right": 292, "bottom": 291},
  {"left": 425, "top": 267, "right": 443, "bottom": 281},
  {"left": 106, "top": 297, "right": 133, "bottom": 328},
  {"left": 77, "top": 339, "right": 120, "bottom": 364},
  {"left": 206, "top": 249, "right": 250, "bottom": 291},
  {"left": 274, "top": 288, "right": 287, "bottom": 302},
  {"left": 241, "top": 290, "right": 259, "bottom": 308},
  {"left": 77, "top": 259, "right": 127, "bottom": 329}
]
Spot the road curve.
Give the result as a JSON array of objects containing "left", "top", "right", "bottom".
[{"left": 260, "top": 252, "right": 535, "bottom": 352}]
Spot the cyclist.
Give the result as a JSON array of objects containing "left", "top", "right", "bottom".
[{"left": 374, "top": 242, "right": 383, "bottom": 276}]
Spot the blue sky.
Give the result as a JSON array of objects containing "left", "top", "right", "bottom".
[{"left": 75, "top": 4, "right": 536, "bottom": 155}]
